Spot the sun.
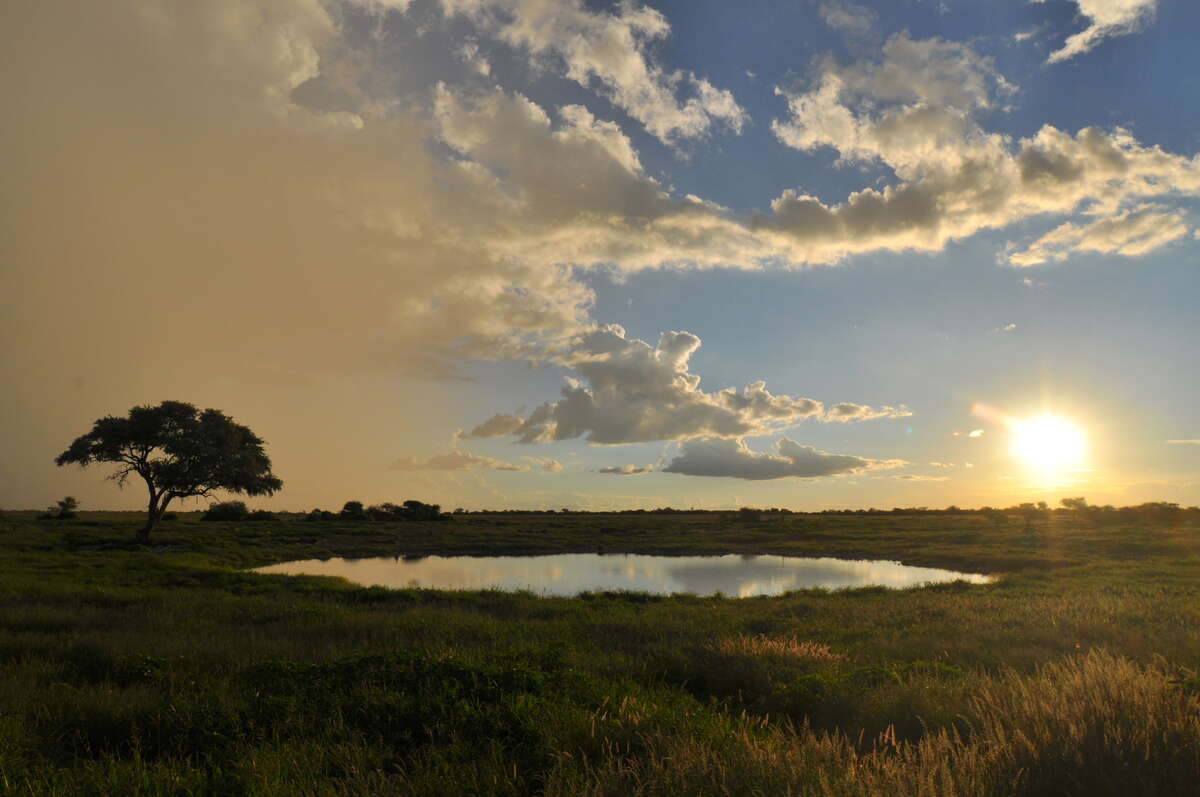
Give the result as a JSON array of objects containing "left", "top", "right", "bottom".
[{"left": 1009, "top": 413, "right": 1087, "bottom": 471}]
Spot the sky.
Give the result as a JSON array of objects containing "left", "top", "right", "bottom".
[{"left": 2, "top": 0, "right": 1198, "bottom": 512}]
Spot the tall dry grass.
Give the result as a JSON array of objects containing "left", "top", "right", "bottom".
[{"left": 550, "top": 650, "right": 1200, "bottom": 796}]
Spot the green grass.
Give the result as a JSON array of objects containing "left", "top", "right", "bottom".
[{"left": 1, "top": 510, "right": 1198, "bottom": 794}]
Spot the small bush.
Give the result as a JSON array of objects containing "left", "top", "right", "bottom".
[
  {"left": 201, "top": 501, "right": 249, "bottom": 521},
  {"left": 247, "top": 509, "right": 277, "bottom": 522},
  {"left": 40, "top": 496, "right": 80, "bottom": 520}
]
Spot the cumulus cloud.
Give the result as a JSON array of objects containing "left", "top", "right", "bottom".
[
  {"left": 597, "top": 465, "right": 654, "bottom": 475},
  {"left": 431, "top": 84, "right": 766, "bottom": 274},
  {"left": 661, "top": 437, "right": 906, "bottom": 480},
  {"left": 436, "top": 0, "right": 746, "bottom": 145},
  {"left": 2, "top": 0, "right": 626, "bottom": 391},
  {"left": 467, "top": 325, "right": 905, "bottom": 445},
  {"left": 766, "top": 32, "right": 1200, "bottom": 266},
  {"left": 392, "top": 450, "right": 528, "bottom": 471},
  {"left": 28, "top": 2, "right": 1178, "bottom": 385},
  {"left": 1039, "top": 0, "right": 1157, "bottom": 64},
  {"left": 7, "top": 2, "right": 1196, "bottom": 399},
  {"left": 1, "top": 0, "right": 765, "bottom": 401},
  {"left": 1007, "top": 205, "right": 1189, "bottom": 266}
]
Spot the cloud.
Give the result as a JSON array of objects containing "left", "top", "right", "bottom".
[
  {"left": 430, "top": 84, "right": 767, "bottom": 275},
  {"left": 2, "top": 0, "right": 623, "bottom": 389},
  {"left": 893, "top": 474, "right": 949, "bottom": 482},
  {"left": 1007, "top": 205, "right": 1189, "bottom": 266},
  {"left": 597, "top": 464, "right": 654, "bottom": 475},
  {"left": 968, "top": 429, "right": 985, "bottom": 438},
  {"left": 1040, "top": 0, "right": 1157, "bottom": 64},
  {"left": 8, "top": 2, "right": 1196, "bottom": 391},
  {"left": 468, "top": 325, "right": 904, "bottom": 445},
  {"left": 662, "top": 437, "right": 906, "bottom": 480},
  {"left": 459, "top": 413, "right": 525, "bottom": 439},
  {"left": 456, "top": 39, "right": 491, "bottom": 76},
  {"left": 523, "top": 456, "right": 565, "bottom": 472},
  {"left": 825, "top": 402, "right": 912, "bottom": 423},
  {"left": 819, "top": 2, "right": 878, "bottom": 41},
  {"left": 766, "top": 32, "right": 1200, "bottom": 266},
  {"left": 435, "top": 0, "right": 746, "bottom": 145},
  {"left": 1, "top": 0, "right": 757, "bottom": 396},
  {"left": 392, "top": 450, "right": 529, "bottom": 471},
  {"left": 1167, "top": 439, "right": 1200, "bottom": 445}
]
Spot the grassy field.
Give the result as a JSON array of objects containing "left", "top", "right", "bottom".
[{"left": 1, "top": 509, "right": 1198, "bottom": 795}]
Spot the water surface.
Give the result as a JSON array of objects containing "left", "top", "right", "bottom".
[{"left": 254, "top": 553, "right": 989, "bottom": 597}]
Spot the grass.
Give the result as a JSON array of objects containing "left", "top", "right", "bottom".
[{"left": 0, "top": 509, "right": 1198, "bottom": 794}]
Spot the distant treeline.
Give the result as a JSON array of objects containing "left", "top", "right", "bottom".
[
  {"left": 812, "top": 499, "right": 1197, "bottom": 526},
  {"left": 439, "top": 499, "right": 1200, "bottom": 524},
  {"left": 26, "top": 497, "right": 1196, "bottom": 525},
  {"left": 304, "top": 500, "right": 447, "bottom": 522}
]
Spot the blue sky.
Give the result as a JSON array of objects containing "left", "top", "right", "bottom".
[{"left": 3, "top": 0, "right": 1197, "bottom": 511}]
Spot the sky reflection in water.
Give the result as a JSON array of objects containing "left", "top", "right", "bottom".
[{"left": 254, "top": 554, "right": 990, "bottom": 597}]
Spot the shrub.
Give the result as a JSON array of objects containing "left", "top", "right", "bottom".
[
  {"left": 247, "top": 509, "right": 277, "bottom": 521},
  {"left": 980, "top": 507, "right": 1008, "bottom": 527},
  {"left": 40, "top": 496, "right": 80, "bottom": 520},
  {"left": 367, "top": 503, "right": 400, "bottom": 521},
  {"left": 340, "top": 500, "right": 368, "bottom": 520},
  {"left": 201, "top": 501, "right": 249, "bottom": 521}
]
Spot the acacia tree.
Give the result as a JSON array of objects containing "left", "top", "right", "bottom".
[{"left": 56, "top": 401, "right": 283, "bottom": 542}]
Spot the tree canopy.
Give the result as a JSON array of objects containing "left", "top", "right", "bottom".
[{"left": 56, "top": 400, "right": 282, "bottom": 541}]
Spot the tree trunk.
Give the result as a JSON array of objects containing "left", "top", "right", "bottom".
[
  {"left": 138, "top": 494, "right": 170, "bottom": 544},
  {"left": 137, "top": 508, "right": 157, "bottom": 544}
]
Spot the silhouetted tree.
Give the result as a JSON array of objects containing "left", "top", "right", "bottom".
[
  {"left": 41, "top": 496, "right": 80, "bottom": 520},
  {"left": 56, "top": 401, "right": 282, "bottom": 543},
  {"left": 340, "top": 501, "right": 367, "bottom": 519},
  {"left": 402, "top": 500, "right": 443, "bottom": 521},
  {"left": 1013, "top": 502, "right": 1047, "bottom": 532}
]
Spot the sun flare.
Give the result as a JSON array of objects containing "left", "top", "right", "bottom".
[{"left": 1010, "top": 413, "right": 1087, "bottom": 472}]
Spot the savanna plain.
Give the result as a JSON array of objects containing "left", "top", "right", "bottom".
[{"left": 2, "top": 506, "right": 1199, "bottom": 796}]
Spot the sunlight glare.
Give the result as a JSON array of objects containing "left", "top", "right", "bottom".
[{"left": 1010, "top": 413, "right": 1087, "bottom": 472}]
